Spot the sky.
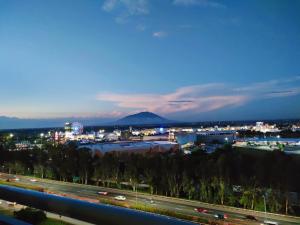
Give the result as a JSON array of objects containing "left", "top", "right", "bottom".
[{"left": 0, "top": 0, "right": 300, "bottom": 123}]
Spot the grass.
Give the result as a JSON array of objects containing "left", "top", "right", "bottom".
[
  {"left": 99, "top": 198, "right": 131, "bottom": 208},
  {"left": 38, "top": 218, "right": 73, "bottom": 225},
  {"left": 99, "top": 198, "right": 210, "bottom": 224},
  {"left": 0, "top": 180, "right": 44, "bottom": 192},
  {"left": 0, "top": 207, "right": 13, "bottom": 217}
]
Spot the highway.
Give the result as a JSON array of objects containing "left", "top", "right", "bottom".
[{"left": 1, "top": 173, "right": 299, "bottom": 225}]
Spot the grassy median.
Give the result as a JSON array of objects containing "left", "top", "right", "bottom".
[
  {"left": 99, "top": 198, "right": 210, "bottom": 224},
  {"left": 0, "top": 180, "right": 44, "bottom": 192},
  {"left": 38, "top": 218, "right": 73, "bottom": 225}
]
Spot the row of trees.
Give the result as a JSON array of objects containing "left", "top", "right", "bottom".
[{"left": 0, "top": 142, "right": 300, "bottom": 215}]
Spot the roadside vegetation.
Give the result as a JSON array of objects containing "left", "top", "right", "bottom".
[
  {"left": 1, "top": 138, "right": 300, "bottom": 216},
  {"left": 99, "top": 198, "right": 210, "bottom": 224},
  {"left": 0, "top": 180, "right": 44, "bottom": 192},
  {"left": 0, "top": 206, "right": 72, "bottom": 225},
  {"left": 14, "top": 207, "right": 47, "bottom": 225}
]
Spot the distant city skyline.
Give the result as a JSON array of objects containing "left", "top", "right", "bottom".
[{"left": 1, "top": 0, "right": 300, "bottom": 124}]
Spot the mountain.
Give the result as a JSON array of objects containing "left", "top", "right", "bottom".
[
  {"left": 0, "top": 112, "right": 171, "bottom": 129},
  {"left": 113, "top": 112, "right": 172, "bottom": 125}
]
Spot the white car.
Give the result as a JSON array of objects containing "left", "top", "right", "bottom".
[
  {"left": 6, "top": 201, "right": 16, "bottom": 206},
  {"left": 30, "top": 179, "right": 37, "bottom": 182},
  {"left": 114, "top": 195, "right": 126, "bottom": 201},
  {"left": 262, "top": 221, "right": 279, "bottom": 225},
  {"left": 98, "top": 191, "right": 108, "bottom": 196},
  {"left": 13, "top": 178, "right": 20, "bottom": 181}
]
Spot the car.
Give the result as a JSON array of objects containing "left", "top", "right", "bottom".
[
  {"left": 114, "top": 195, "right": 126, "bottom": 201},
  {"left": 13, "top": 178, "right": 20, "bottom": 181},
  {"left": 30, "top": 179, "right": 37, "bottom": 182},
  {"left": 6, "top": 201, "right": 16, "bottom": 207},
  {"left": 194, "top": 208, "right": 208, "bottom": 213},
  {"left": 261, "top": 221, "right": 279, "bottom": 225},
  {"left": 245, "top": 215, "right": 257, "bottom": 221},
  {"left": 214, "top": 214, "right": 228, "bottom": 220},
  {"left": 98, "top": 191, "right": 108, "bottom": 196}
]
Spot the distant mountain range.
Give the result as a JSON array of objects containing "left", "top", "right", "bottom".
[
  {"left": 0, "top": 112, "right": 173, "bottom": 130},
  {"left": 1, "top": 113, "right": 299, "bottom": 130},
  {"left": 113, "top": 112, "right": 173, "bottom": 125},
  {"left": 0, "top": 116, "right": 113, "bottom": 130}
]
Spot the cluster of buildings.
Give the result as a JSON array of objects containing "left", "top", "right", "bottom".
[
  {"left": 60, "top": 122, "right": 178, "bottom": 154},
  {"left": 233, "top": 137, "right": 300, "bottom": 154},
  {"left": 251, "top": 122, "right": 281, "bottom": 133},
  {"left": 15, "top": 141, "right": 42, "bottom": 151},
  {"left": 48, "top": 121, "right": 300, "bottom": 155},
  {"left": 8, "top": 120, "right": 300, "bottom": 154},
  {"left": 292, "top": 125, "right": 300, "bottom": 132}
]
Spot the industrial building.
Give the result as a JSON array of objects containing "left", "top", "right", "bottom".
[{"left": 78, "top": 141, "right": 179, "bottom": 155}]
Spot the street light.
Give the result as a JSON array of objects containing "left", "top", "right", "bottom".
[
  {"left": 40, "top": 133, "right": 45, "bottom": 145},
  {"left": 136, "top": 185, "right": 138, "bottom": 206}
]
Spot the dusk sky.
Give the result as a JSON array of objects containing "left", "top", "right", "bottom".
[{"left": 0, "top": 0, "right": 300, "bottom": 122}]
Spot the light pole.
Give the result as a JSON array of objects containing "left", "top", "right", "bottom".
[
  {"left": 40, "top": 133, "right": 45, "bottom": 145},
  {"left": 135, "top": 184, "right": 138, "bottom": 206}
]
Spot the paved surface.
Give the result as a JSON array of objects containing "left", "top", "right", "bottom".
[
  {"left": 0, "top": 198, "right": 93, "bottom": 225},
  {"left": 1, "top": 173, "right": 300, "bottom": 225}
]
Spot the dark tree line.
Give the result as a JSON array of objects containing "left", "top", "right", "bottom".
[{"left": 1, "top": 142, "right": 300, "bottom": 215}]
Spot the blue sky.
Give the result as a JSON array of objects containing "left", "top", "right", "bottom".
[{"left": 0, "top": 0, "right": 300, "bottom": 122}]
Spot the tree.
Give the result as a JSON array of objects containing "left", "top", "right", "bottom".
[
  {"left": 14, "top": 207, "right": 46, "bottom": 225},
  {"left": 77, "top": 148, "right": 93, "bottom": 184}
]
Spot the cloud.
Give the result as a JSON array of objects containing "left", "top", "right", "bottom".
[
  {"left": 102, "top": 0, "right": 149, "bottom": 23},
  {"left": 233, "top": 77, "right": 300, "bottom": 98},
  {"left": 153, "top": 31, "right": 168, "bottom": 38},
  {"left": 102, "top": 0, "right": 118, "bottom": 12},
  {"left": 178, "top": 24, "right": 194, "bottom": 29},
  {"left": 97, "top": 84, "right": 248, "bottom": 115},
  {"left": 173, "top": 0, "right": 226, "bottom": 8},
  {"left": 96, "top": 77, "right": 300, "bottom": 115},
  {"left": 136, "top": 24, "right": 146, "bottom": 31},
  {"left": 168, "top": 100, "right": 194, "bottom": 103},
  {"left": 264, "top": 89, "right": 300, "bottom": 98}
]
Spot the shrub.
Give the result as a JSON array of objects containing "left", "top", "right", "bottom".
[{"left": 14, "top": 207, "right": 47, "bottom": 225}]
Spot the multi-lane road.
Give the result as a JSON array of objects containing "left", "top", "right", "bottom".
[{"left": 0, "top": 173, "right": 299, "bottom": 225}]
